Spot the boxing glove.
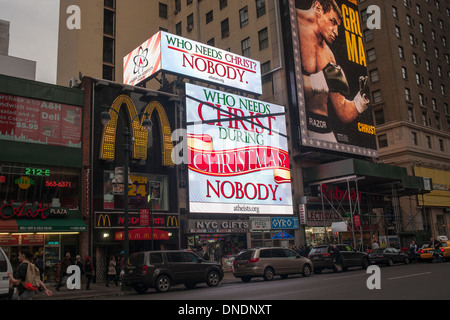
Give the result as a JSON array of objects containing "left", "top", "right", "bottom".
[
  {"left": 353, "top": 76, "right": 370, "bottom": 113},
  {"left": 309, "top": 62, "right": 350, "bottom": 96}
]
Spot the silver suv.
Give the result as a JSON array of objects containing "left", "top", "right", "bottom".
[{"left": 232, "top": 247, "right": 313, "bottom": 282}]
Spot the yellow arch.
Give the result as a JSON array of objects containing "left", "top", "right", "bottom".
[
  {"left": 142, "top": 101, "right": 174, "bottom": 166},
  {"left": 99, "top": 94, "right": 174, "bottom": 166}
]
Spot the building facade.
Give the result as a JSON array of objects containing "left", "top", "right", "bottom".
[
  {"left": 54, "top": 0, "right": 448, "bottom": 266},
  {"left": 358, "top": 0, "right": 450, "bottom": 243}
]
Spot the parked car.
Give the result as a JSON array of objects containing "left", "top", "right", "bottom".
[
  {"left": 369, "top": 247, "right": 410, "bottom": 266},
  {"left": 0, "top": 247, "right": 14, "bottom": 300},
  {"left": 232, "top": 247, "right": 313, "bottom": 282},
  {"left": 123, "top": 250, "right": 224, "bottom": 293},
  {"left": 418, "top": 237, "right": 450, "bottom": 262},
  {"left": 308, "top": 244, "right": 370, "bottom": 273}
]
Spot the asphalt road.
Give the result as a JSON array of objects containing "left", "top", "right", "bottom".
[{"left": 98, "top": 262, "right": 450, "bottom": 301}]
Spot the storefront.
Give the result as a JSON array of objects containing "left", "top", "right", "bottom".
[
  {"left": 86, "top": 78, "right": 179, "bottom": 281},
  {"left": 0, "top": 75, "right": 86, "bottom": 281},
  {"left": 302, "top": 159, "right": 430, "bottom": 250},
  {"left": 249, "top": 216, "right": 299, "bottom": 248},
  {"left": 187, "top": 219, "right": 248, "bottom": 269}
]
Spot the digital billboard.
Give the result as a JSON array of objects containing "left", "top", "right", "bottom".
[
  {"left": 124, "top": 31, "right": 262, "bottom": 95},
  {"left": 285, "top": 0, "right": 377, "bottom": 157},
  {"left": 185, "top": 83, "right": 292, "bottom": 215}
]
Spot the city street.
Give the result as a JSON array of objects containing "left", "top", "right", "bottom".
[{"left": 93, "top": 262, "right": 449, "bottom": 301}]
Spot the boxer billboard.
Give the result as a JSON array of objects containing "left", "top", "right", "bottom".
[
  {"left": 186, "top": 83, "right": 292, "bottom": 215},
  {"left": 284, "top": 0, "right": 377, "bottom": 157},
  {"left": 123, "top": 31, "right": 262, "bottom": 95}
]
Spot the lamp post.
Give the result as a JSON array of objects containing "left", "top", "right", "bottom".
[{"left": 100, "top": 107, "right": 152, "bottom": 266}]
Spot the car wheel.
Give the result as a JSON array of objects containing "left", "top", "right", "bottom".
[
  {"left": 241, "top": 276, "right": 251, "bottom": 282},
  {"left": 404, "top": 257, "right": 410, "bottom": 264},
  {"left": 206, "top": 270, "right": 220, "bottom": 287},
  {"left": 314, "top": 268, "right": 322, "bottom": 274},
  {"left": 155, "top": 275, "right": 171, "bottom": 293},
  {"left": 387, "top": 259, "right": 394, "bottom": 267},
  {"left": 302, "top": 264, "right": 312, "bottom": 277},
  {"left": 134, "top": 284, "right": 148, "bottom": 294},
  {"left": 263, "top": 267, "right": 275, "bottom": 281},
  {"left": 361, "top": 258, "right": 370, "bottom": 269}
]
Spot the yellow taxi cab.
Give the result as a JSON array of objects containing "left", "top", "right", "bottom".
[{"left": 418, "top": 236, "right": 450, "bottom": 261}]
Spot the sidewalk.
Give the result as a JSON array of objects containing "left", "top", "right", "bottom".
[{"left": 33, "top": 272, "right": 239, "bottom": 300}]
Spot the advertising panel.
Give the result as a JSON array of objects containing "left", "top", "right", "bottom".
[
  {"left": 284, "top": 0, "right": 377, "bottom": 157},
  {"left": 186, "top": 83, "right": 292, "bottom": 215},
  {"left": 123, "top": 31, "right": 262, "bottom": 94},
  {"left": 0, "top": 94, "right": 82, "bottom": 147},
  {"left": 414, "top": 167, "right": 450, "bottom": 207}
]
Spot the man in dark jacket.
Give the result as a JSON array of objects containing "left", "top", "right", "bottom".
[
  {"left": 56, "top": 252, "right": 74, "bottom": 291},
  {"left": 331, "top": 245, "right": 343, "bottom": 272}
]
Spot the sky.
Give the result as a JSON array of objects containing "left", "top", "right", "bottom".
[{"left": 0, "top": 0, "right": 60, "bottom": 84}]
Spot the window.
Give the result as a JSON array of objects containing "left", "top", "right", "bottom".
[
  {"left": 422, "top": 111, "right": 428, "bottom": 126},
  {"left": 240, "top": 6, "right": 249, "bottom": 27},
  {"left": 395, "top": 26, "right": 402, "bottom": 38},
  {"left": 412, "top": 132, "right": 418, "bottom": 145},
  {"left": 408, "top": 107, "right": 415, "bottom": 122},
  {"left": 258, "top": 28, "right": 268, "bottom": 50},
  {"left": 374, "top": 108, "right": 385, "bottom": 125},
  {"left": 368, "top": 48, "right": 376, "bottom": 62},
  {"left": 187, "top": 13, "right": 194, "bottom": 31},
  {"left": 435, "top": 114, "right": 441, "bottom": 130},
  {"left": 364, "top": 29, "right": 374, "bottom": 42},
  {"left": 378, "top": 134, "right": 388, "bottom": 148},
  {"left": 402, "top": 67, "right": 408, "bottom": 79},
  {"left": 256, "top": 0, "right": 266, "bottom": 18},
  {"left": 206, "top": 10, "right": 213, "bottom": 24},
  {"left": 159, "top": 3, "right": 168, "bottom": 19},
  {"left": 372, "top": 90, "right": 382, "bottom": 103},
  {"left": 241, "top": 37, "right": 251, "bottom": 57},
  {"left": 439, "top": 139, "right": 445, "bottom": 151},
  {"left": 261, "top": 61, "right": 272, "bottom": 84},
  {"left": 369, "top": 69, "right": 379, "bottom": 82},
  {"left": 405, "top": 88, "right": 411, "bottom": 101},
  {"left": 398, "top": 46, "right": 404, "bottom": 59},
  {"left": 0, "top": 164, "right": 81, "bottom": 209},
  {"left": 221, "top": 18, "right": 229, "bottom": 38},
  {"left": 392, "top": 6, "right": 398, "bottom": 18},
  {"left": 426, "top": 136, "right": 432, "bottom": 148},
  {"left": 149, "top": 253, "right": 163, "bottom": 264}
]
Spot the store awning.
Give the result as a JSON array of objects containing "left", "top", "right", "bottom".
[
  {"left": 303, "top": 158, "right": 431, "bottom": 196},
  {"left": 115, "top": 228, "right": 170, "bottom": 241},
  {"left": 16, "top": 219, "right": 87, "bottom": 232}
]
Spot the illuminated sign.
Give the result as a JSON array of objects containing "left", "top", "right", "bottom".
[
  {"left": 0, "top": 94, "right": 82, "bottom": 148},
  {"left": 25, "top": 167, "right": 51, "bottom": 176},
  {"left": 99, "top": 95, "right": 174, "bottom": 165},
  {"left": 94, "top": 212, "right": 179, "bottom": 228},
  {"left": 186, "top": 83, "right": 292, "bottom": 215},
  {"left": 283, "top": 0, "right": 376, "bottom": 157},
  {"left": 123, "top": 31, "right": 262, "bottom": 94},
  {"left": 15, "top": 176, "right": 35, "bottom": 190}
]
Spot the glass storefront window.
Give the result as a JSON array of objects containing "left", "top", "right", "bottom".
[
  {"left": 0, "top": 163, "right": 80, "bottom": 209},
  {"left": 103, "top": 170, "right": 169, "bottom": 211}
]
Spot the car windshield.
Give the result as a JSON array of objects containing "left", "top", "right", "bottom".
[{"left": 371, "top": 248, "right": 385, "bottom": 253}]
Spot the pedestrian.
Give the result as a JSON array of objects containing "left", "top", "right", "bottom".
[
  {"left": 201, "top": 245, "right": 210, "bottom": 261},
  {"left": 372, "top": 240, "right": 380, "bottom": 250},
  {"left": 331, "top": 244, "right": 343, "bottom": 273},
  {"left": 84, "top": 256, "right": 95, "bottom": 290},
  {"left": 430, "top": 237, "right": 441, "bottom": 262},
  {"left": 8, "top": 249, "right": 52, "bottom": 300},
  {"left": 106, "top": 255, "right": 118, "bottom": 286},
  {"left": 56, "top": 252, "right": 74, "bottom": 291},
  {"left": 409, "top": 240, "right": 418, "bottom": 263},
  {"left": 76, "top": 255, "right": 84, "bottom": 278}
]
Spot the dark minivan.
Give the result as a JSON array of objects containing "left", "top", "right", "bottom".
[{"left": 123, "top": 250, "right": 224, "bottom": 293}]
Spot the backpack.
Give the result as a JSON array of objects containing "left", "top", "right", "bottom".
[{"left": 23, "top": 263, "right": 40, "bottom": 291}]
